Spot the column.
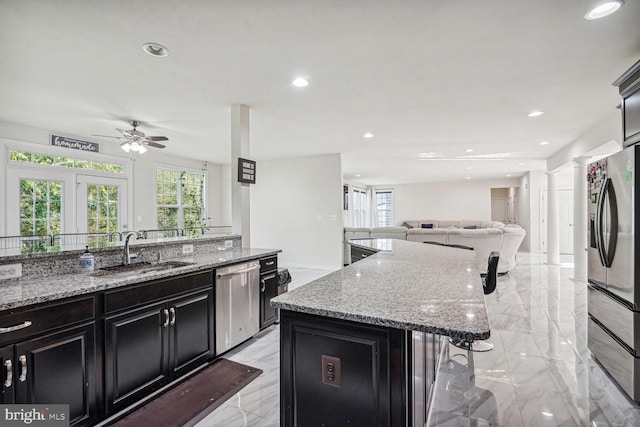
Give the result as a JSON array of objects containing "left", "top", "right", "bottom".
[
  {"left": 231, "top": 104, "right": 251, "bottom": 248},
  {"left": 546, "top": 171, "right": 560, "bottom": 265},
  {"left": 573, "top": 157, "right": 590, "bottom": 281}
]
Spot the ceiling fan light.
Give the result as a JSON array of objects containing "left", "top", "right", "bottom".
[
  {"left": 138, "top": 144, "right": 147, "bottom": 154},
  {"left": 121, "top": 142, "right": 132, "bottom": 153}
]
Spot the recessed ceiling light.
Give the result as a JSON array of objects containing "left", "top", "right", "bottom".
[
  {"left": 528, "top": 110, "right": 544, "bottom": 117},
  {"left": 142, "top": 43, "right": 169, "bottom": 57},
  {"left": 466, "top": 167, "right": 472, "bottom": 170},
  {"left": 428, "top": 152, "right": 436, "bottom": 155},
  {"left": 585, "top": 1, "right": 624, "bottom": 20},
  {"left": 292, "top": 77, "right": 309, "bottom": 87},
  {"left": 466, "top": 176, "right": 471, "bottom": 180},
  {"left": 518, "top": 162, "right": 525, "bottom": 166},
  {"left": 355, "top": 174, "right": 361, "bottom": 177},
  {"left": 363, "top": 132, "right": 374, "bottom": 139},
  {"left": 419, "top": 152, "right": 428, "bottom": 156},
  {"left": 539, "top": 141, "right": 550, "bottom": 145},
  {"left": 465, "top": 149, "right": 474, "bottom": 153},
  {"left": 506, "top": 174, "right": 512, "bottom": 177}
]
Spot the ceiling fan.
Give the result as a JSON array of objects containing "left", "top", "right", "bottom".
[{"left": 92, "top": 120, "right": 168, "bottom": 153}]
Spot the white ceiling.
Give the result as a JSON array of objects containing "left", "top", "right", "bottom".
[{"left": 1, "top": 0, "right": 638, "bottom": 185}]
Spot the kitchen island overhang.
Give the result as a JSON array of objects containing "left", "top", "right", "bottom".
[{"left": 271, "top": 238, "right": 491, "bottom": 426}]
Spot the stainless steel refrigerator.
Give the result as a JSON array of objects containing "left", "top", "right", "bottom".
[{"left": 587, "top": 144, "right": 640, "bottom": 402}]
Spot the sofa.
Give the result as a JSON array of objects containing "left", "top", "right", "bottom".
[{"left": 344, "top": 220, "right": 526, "bottom": 274}]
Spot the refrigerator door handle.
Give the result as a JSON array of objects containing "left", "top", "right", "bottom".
[
  {"left": 595, "top": 177, "right": 607, "bottom": 266},
  {"left": 603, "top": 178, "right": 618, "bottom": 268}
]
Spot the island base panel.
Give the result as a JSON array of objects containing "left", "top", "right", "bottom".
[{"left": 280, "top": 310, "right": 409, "bottom": 426}]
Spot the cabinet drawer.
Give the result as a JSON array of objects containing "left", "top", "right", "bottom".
[
  {"left": 104, "top": 270, "right": 213, "bottom": 315},
  {"left": 0, "top": 297, "right": 95, "bottom": 346},
  {"left": 260, "top": 256, "right": 278, "bottom": 273}
]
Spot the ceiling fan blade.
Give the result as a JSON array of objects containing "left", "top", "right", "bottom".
[
  {"left": 145, "top": 141, "right": 166, "bottom": 149},
  {"left": 91, "top": 134, "right": 125, "bottom": 139},
  {"left": 146, "top": 136, "right": 169, "bottom": 142},
  {"left": 116, "top": 128, "right": 134, "bottom": 137}
]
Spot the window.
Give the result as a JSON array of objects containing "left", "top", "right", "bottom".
[
  {"left": 20, "top": 179, "right": 62, "bottom": 237},
  {"left": 10, "top": 150, "right": 124, "bottom": 174},
  {"left": 375, "top": 190, "right": 394, "bottom": 226},
  {"left": 87, "top": 184, "right": 119, "bottom": 234},
  {"left": 352, "top": 188, "right": 369, "bottom": 227},
  {"left": 156, "top": 168, "right": 206, "bottom": 230}
]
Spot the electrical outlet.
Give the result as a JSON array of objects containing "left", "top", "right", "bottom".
[
  {"left": 0, "top": 263, "right": 23, "bottom": 279},
  {"left": 321, "top": 355, "right": 341, "bottom": 387},
  {"left": 182, "top": 244, "right": 194, "bottom": 255},
  {"left": 224, "top": 240, "right": 233, "bottom": 249}
]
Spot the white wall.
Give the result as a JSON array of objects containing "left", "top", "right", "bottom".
[
  {"left": 517, "top": 174, "right": 532, "bottom": 251},
  {"left": 0, "top": 121, "right": 227, "bottom": 231},
  {"left": 250, "top": 154, "right": 343, "bottom": 270},
  {"left": 528, "top": 171, "right": 547, "bottom": 252},
  {"left": 379, "top": 178, "right": 520, "bottom": 223}
]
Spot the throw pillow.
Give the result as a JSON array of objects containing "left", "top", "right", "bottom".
[
  {"left": 463, "top": 225, "right": 477, "bottom": 229},
  {"left": 421, "top": 223, "right": 433, "bottom": 229},
  {"left": 401, "top": 221, "right": 414, "bottom": 229}
]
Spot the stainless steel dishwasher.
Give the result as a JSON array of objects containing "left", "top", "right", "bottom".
[{"left": 215, "top": 260, "right": 260, "bottom": 354}]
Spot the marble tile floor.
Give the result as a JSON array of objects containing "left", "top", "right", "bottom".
[{"left": 195, "top": 258, "right": 640, "bottom": 426}]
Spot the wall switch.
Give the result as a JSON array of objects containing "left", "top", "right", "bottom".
[
  {"left": 321, "top": 355, "right": 341, "bottom": 387},
  {"left": 329, "top": 214, "right": 337, "bottom": 221},
  {"left": 316, "top": 215, "right": 323, "bottom": 221},
  {"left": 137, "top": 215, "right": 143, "bottom": 223},
  {"left": 0, "top": 263, "right": 23, "bottom": 280},
  {"left": 224, "top": 240, "right": 233, "bottom": 249},
  {"left": 182, "top": 244, "right": 194, "bottom": 255}
]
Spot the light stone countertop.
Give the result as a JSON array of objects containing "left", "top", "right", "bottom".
[
  {"left": 0, "top": 247, "right": 280, "bottom": 311},
  {"left": 271, "top": 239, "right": 490, "bottom": 341}
]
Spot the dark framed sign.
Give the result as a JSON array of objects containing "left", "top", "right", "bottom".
[
  {"left": 50, "top": 134, "right": 100, "bottom": 152},
  {"left": 238, "top": 158, "right": 256, "bottom": 184}
]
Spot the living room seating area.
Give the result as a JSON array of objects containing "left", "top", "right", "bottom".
[{"left": 344, "top": 220, "right": 526, "bottom": 274}]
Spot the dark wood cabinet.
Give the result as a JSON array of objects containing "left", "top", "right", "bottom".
[
  {"left": 280, "top": 310, "right": 409, "bottom": 427},
  {"left": 259, "top": 256, "right": 278, "bottom": 329},
  {"left": 103, "top": 271, "right": 214, "bottom": 413},
  {"left": 351, "top": 245, "right": 377, "bottom": 263},
  {"left": 0, "top": 297, "right": 96, "bottom": 427}
]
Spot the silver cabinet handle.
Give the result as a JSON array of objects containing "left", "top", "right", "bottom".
[
  {"left": 217, "top": 265, "right": 259, "bottom": 278},
  {"left": 265, "top": 261, "right": 275, "bottom": 266},
  {"left": 4, "top": 360, "right": 12, "bottom": 387},
  {"left": 0, "top": 321, "right": 32, "bottom": 334},
  {"left": 169, "top": 308, "right": 176, "bottom": 326},
  {"left": 261, "top": 278, "right": 266, "bottom": 292},
  {"left": 18, "top": 355, "right": 26, "bottom": 382},
  {"left": 162, "top": 309, "right": 170, "bottom": 328}
]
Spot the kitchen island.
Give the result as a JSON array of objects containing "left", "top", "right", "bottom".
[{"left": 271, "top": 238, "right": 490, "bottom": 426}]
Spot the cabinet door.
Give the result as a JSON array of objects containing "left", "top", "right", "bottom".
[
  {"left": 104, "top": 303, "right": 168, "bottom": 413},
  {"left": 14, "top": 323, "right": 96, "bottom": 426},
  {"left": 260, "top": 273, "right": 279, "bottom": 329},
  {"left": 169, "top": 290, "right": 214, "bottom": 375},
  {"left": 0, "top": 345, "right": 15, "bottom": 404}
]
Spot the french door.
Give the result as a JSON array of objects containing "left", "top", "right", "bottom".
[{"left": 76, "top": 175, "right": 129, "bottom": 235}]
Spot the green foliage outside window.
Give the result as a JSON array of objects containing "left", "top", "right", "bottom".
[
  {"left": 9, "top": 150, "right": 124, "bottom": 174},
  {"left": 156, "top": 168, "right": 205, "bottom": 230},
  {"left": 20, "top": 179, "right": 62, "bottom": 237}
]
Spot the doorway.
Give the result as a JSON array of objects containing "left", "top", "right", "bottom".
[
  {"left": 491, "top": 187, "right": 518, "bottom": 224},
  {"left": 540, "top": 188, "right": 574, "bottom": 254}
]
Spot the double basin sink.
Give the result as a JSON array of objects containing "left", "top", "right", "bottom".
[{"left": 91, "top": 260, "right": 195, "bottom": 279}]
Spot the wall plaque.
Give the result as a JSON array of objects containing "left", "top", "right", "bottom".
[
  {"left": 238, "top": 158, "right": 256, "bottom": 184},
  {"left": 50, "top": 134, "right": 100, "bottom": 152}
]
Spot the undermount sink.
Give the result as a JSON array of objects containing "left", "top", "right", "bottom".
[{"left": 91, "top": 260, "right": 195, "bottom": 278}]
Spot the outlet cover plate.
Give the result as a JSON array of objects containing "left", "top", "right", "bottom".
[
  {"left": 0, "top": 263, "right": 23, "bottom": 279},
  {"left": 224, "top": 240, "right": 233, "bottom": 249},
  {"left": 182, "top": 244, "right": 194, "bottom": 255}
]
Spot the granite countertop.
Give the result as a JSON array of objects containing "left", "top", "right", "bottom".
[
  {"left": 271, "top": 239, "right": 490, "bottom": 341},
  {"left": 0, "top": 247, "right": 280, "bottom": 311}
]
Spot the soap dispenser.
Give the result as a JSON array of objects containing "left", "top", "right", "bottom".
[{"left": 79, "top": 246, "right": 95, "bottom": 272}]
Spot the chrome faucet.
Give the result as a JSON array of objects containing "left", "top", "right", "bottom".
[{"left": 123, "top": 231, "right": 139, "bottom": 265}]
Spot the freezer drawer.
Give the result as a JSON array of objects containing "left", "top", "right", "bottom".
[
  {"left": 588, "top": 317, "right": 640, "bottom": 402},
  {"left": 588, "top": 284, "right": 640, "bottom": 352}
]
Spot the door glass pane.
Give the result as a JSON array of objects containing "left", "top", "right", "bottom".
[
  {"left": 87, "top": 184, "right": 119, "bottom": 234},
  {"left": 19, "top": 179, "right": 62, "bottom": 240}
]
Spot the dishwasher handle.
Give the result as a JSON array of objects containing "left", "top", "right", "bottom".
[{"left": 217, "top": 265, "right": 259, "bottom": 279}]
